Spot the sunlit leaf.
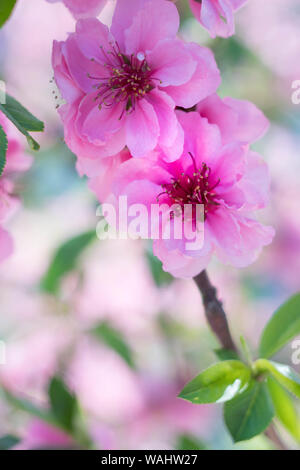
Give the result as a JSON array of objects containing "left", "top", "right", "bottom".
[
  {"left": 267, "top": 376, "right": 300, "bottom": 442},
  {"left": 0, "top": 94, "right": 44, "bottom": 150},
  {"left": 224, "top": 380, "right": 275, "bottom": 443},
  {"left": 178, "top": 361, "right": 251, "bottom": 404},
  {"left": 259, "top": 293, "right": 300, "bottom": 358},
  {"left": 176, "top": 433, "right": 206, "bottom": 450},
  {"left": 254, "top": 359, "right": 300, "bottom": 399}
]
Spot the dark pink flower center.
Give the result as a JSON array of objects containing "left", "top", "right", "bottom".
[
  {"left": 158, "top": 154, "right": 221, "bottom": 217},
  {"left": 88, "top": 42, "right": 158, "bottom": 118}
]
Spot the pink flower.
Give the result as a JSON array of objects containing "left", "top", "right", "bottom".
[
  {"left": 46, "top": 0, "right": 108, "bottom": 19},
  {"left": 15, "top": 419, "right": 72, "bottom": 450},
  {"left": 189, "top": 0, "right": 247, "bottom": 38},
  {"left": 107, "top": 107, "right": 274, "bottom": 278},
  {"left": 52, "top": 0, "right": 220, "bottom": 161},
  {"left": 0, "top": 113, "right": 32, "bottom": 264}
]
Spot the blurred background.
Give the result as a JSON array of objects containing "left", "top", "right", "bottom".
[{"left": 0, "top": 0, "right": 299, "bottom": 450}]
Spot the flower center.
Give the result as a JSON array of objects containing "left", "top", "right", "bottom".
[
  {"left": 158, "top": 153, "right": 221, "bottom": 217},
  {"left": 88, "top": 42, "right": 157, "bottom": 118}
]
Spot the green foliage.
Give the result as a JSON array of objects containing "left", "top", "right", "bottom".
[
  {"left": 0, "top": 435, "right": 20, "bottom": 450},
  {"left": 0, "top": 94, "right": 44, "bottom": 150},
  {"left": 41, "top": 230, "right": 96, "bottom": 294},
  {"left": 2, "top": 388, "right": 57, "bottom": 426},
  {"left": 49, "top": 377, "right": 77, "bottom": 432},
  {"left": 146, "top": 250, "right": 174, "bottom": 287},
  {"left": 176, "top": 433, "right": 206, "bottom": 451},
  {"left": 0, "top": 0, "right": 17, "bottom": 28},
  {"left": 0, "top": 124, "right": 8, "bottom": 177},
  {"left": 91, "top": 321, "right": 135, "bottom": 368},
  {"left": 268, "top": 377, "right": 300, "bottom": 442},
  {"left": 178, "top": 361, "right": 251, "bottom": 404},
  {"left": 259, "top": 293, "right": 300, "bottom": 358},
  {"left": 254, "top": 359, "right": 300, "bottom": 399},
  {"left": 224, "top": 381, "right": 274, "bottom": 443},
  {"left": 214, "top": 348, "right": 239, "bottom": 361}
]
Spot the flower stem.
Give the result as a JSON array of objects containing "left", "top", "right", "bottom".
[
  {"left": 193, "top": 269, "right": 288, "bottom": 450},
  {"left": 193, "top": 270, "right": 237, "bottom": 352}
]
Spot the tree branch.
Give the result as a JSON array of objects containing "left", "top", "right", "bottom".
[
  {"left": 193, "top": 269, "right": 288, "bottom": 450},
  {"left": 194, "top": 270, "right": 237, "bottom": 352}
]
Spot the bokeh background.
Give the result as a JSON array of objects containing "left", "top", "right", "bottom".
[{"left": 0, "top": 0, "right": 299, "bottom": 450}]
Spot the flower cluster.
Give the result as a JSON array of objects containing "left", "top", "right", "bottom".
[
  {"left": 52, "top": 0, "right": 274, "bottom": 278},
  {"left": 189, "top": 0, "right": 248, "bottom": 38},
  {"left": 0, "top": 113, "right": 32, "bottom": 263}
]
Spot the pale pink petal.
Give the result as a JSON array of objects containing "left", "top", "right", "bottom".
[
  {"left": 237, "top": 151, "right": 270, "bottom": 210},
  {"left": 0, "top": 227, "right": 14, "bottom": 263},
  {"left": 153, "top": 240, "right": 212, "bottom": 279},
  {"left": 222, "top": 97, "right": 269, "bottom": 143},
  {"left": 125, "top": 99, "right": 160, "bottom": 157}
]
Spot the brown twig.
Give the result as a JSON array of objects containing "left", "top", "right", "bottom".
[
  {"left": 194, "top": 270, "right": 237, "bottom": 352},
  {"left": 193, "top": 269, "right": 288, "bottom": 450}
]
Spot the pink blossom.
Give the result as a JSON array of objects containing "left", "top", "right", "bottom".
[
  {"left": 189, "top": 0, "right": 247, "bottom": 38},
  {"left": 107, "top": 108, "right": 274, "bottom": 278},
  {"left": 0, "top": 113, "right": 32, "bottom": 264},
  {"left": 15, "top": 419, "right": 73, "bottom": 450},
  {"left": 52, "top": 0, "right": 220, "bottom": 161},
  {"left": 46, "top": 0, "right": 108, "bottom": 19}
]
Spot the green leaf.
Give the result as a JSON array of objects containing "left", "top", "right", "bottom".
[
  {"left": 214, "top": 348, "right": 239, "bottom": 361},
  {"left": 146, "top": 250, "right": 173, "bottom": 287},
  {"left": 259, "top": 293, "right": 300, "bottom": 358},
  {"left": 41, "top": 230, "right": 96, "bottom": 294},
  {"left": 254, "top": 359, "right": 300, "bottom": 399},
  {"left": 2, "top": 388, "right": 56, "bottom": 426},
  {"left": 0, "top": 435, "right": 20, "bottom": 450},
  {"left": 49, "top": 377, "right": 77, "bottom": 432},
  {"left": 267, "top": 376, "right": 300, "bottom": 442},
  {"left": 91, "top": 322, "right": 135, "bottom": 368},
  {"left": 0, "top": 94, "right": 44, "bottom": 150},
  {"left": 0, "top": 125, "right": 8, "bottom": 177},
  {"left": 224, "top": 380, "right": 275, "bottom": 442},
  {"left": 178, "top": 361, "right": 251, "bottom": 404},
  {"left": 176, "top": 433, "right": 206, "bottom": 450},
  {"left": 0, "top": 0, "right": 17, "bottom": 28}
]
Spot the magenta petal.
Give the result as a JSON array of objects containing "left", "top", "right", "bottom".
[
  {"left": 77, "top": 93, "right": 124, "bottom": 143},
  {"left": 146, "top": 89, "right": 177, "bottom": 148},
  {"left": 63, "top": 36, "right": 106, "bottom": 94},
  {"left": 125, "top": 100, "right": 160, "bottom": 157},
  {"left": 124, "top": 0, "right": 179, "bottom": 55},
  {"left": 163, "top": 43, "right": 220, "bottom": 108},
  {"left": 75, "top": 18, "right": 113, "bottom": 64},
  {"left": 148, "top": 39, "right": 196, "bottom": 87}
]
